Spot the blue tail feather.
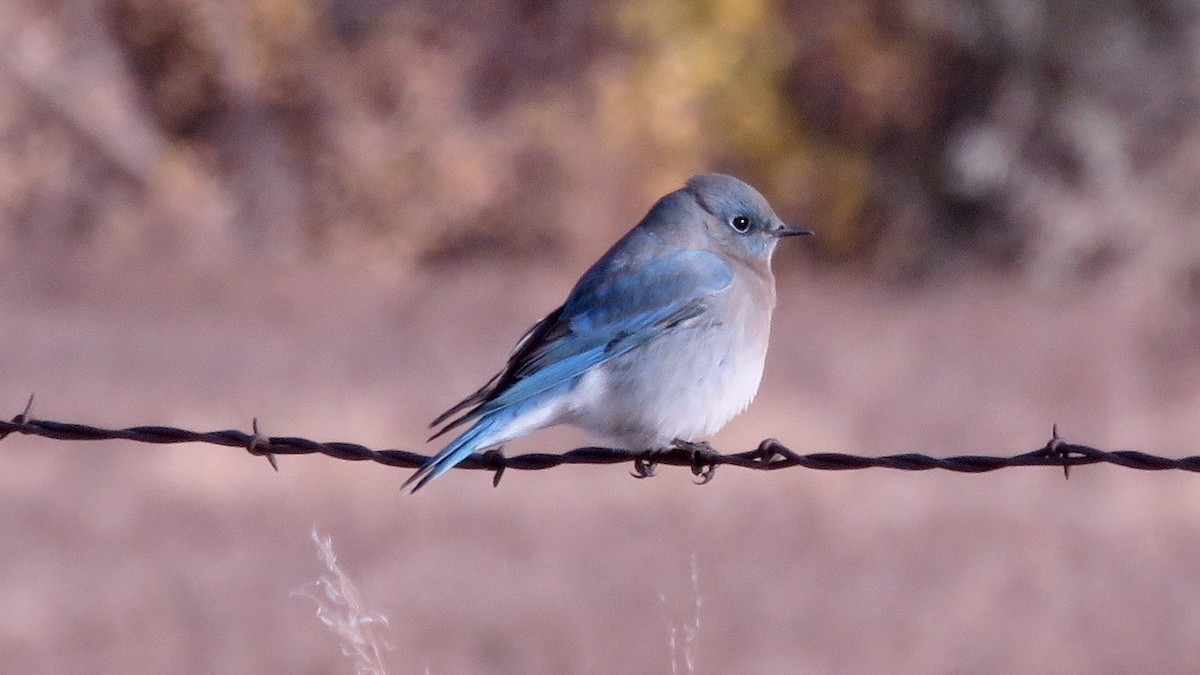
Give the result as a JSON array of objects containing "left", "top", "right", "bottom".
[{"left": 404, "top": 412, "right": 508, "bottom": 492}]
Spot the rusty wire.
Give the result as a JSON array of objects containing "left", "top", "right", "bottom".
[{"left": 3, "top": 395, "right": 1199, "bottom": 486}]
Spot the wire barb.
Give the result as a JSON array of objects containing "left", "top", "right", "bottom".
[
  {"left": 1047, "top": 423, "right": 1069, "bottom": 479},
  {"left": 3, "top": 402, "right": 1200, "bottom": 484},
  {"left": 0, "top": 394, "right": 35, "bottom": 442},
  {"left": 482, "top": 448, "right": 507, "bottom": 487},
  {"left": 247, "top": 417, "right": 279, "bottom": 472}
]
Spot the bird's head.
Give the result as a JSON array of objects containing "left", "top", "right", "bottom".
[{"left": 685, "top": 173, "right": 812, "bottom": 262}]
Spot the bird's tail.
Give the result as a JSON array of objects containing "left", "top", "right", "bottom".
[{"left": 403, "top": 414, "right": 504, "bottom": 493}]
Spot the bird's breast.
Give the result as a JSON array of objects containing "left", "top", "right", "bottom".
[{"left": 566, "top": 268, "right": 775, "bottom": 448}]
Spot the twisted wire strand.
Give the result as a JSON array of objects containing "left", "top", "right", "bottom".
[{"left": 3, "top": 396, "right": 1198, "bottom": 485}]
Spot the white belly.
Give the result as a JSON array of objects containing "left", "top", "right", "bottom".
[{"left": 565, "top": 291, "right": 772, "bottom": 449}]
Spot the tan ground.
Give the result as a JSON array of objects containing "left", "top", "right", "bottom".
[{"left": 3, "top": 247, "right": 1200, "bottom": 673}]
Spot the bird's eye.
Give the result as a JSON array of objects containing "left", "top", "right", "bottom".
[{"left": 730, "top": 215, "right": 751, "bottom": 233}]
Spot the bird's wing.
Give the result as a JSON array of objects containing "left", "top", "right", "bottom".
[{"left": 428, "top": 248, "right": 733, "bottom": 439}]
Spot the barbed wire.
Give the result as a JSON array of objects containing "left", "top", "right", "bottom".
[{"left": 3, "top": 395, "right": 1199, "bottom": 486}]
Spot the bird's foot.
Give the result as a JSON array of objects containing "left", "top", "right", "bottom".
[
  {"left": 631, "top": 456, "right": 658, "bottom": 479},
  {"left": 673, "top": 439, "right": 719, "bottom": 485}
]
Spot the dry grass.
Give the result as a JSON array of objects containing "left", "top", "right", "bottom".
[
  {"left": 661, "top": 553, "right": 701, "bottom": 675},
  {"left": 295, "top": 529, "right": 391, "bottom": 675}
]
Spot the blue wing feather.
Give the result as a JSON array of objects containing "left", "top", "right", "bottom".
[{"left": 426, "top": 248, "right": 732, "bottom": 439}]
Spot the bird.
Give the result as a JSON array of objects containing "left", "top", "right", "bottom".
[{"left": 404, "top": 173, "right": 812, "bottom": 491}]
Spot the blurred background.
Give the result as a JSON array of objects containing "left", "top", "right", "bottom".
[{"left": 3, "top": 0, "right": 1200, "bottom": 672}]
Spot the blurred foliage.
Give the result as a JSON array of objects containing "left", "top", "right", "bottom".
[
  {"left": 0, "top": 0, "right": 1198, "bottom": 285},
  {"left": 602, "top": 1, "right": 812, "bottom": 195},
  {"left": 603, "top": 1, "right": 900, "bottom": 256}
]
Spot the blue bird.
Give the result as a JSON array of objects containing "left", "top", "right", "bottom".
[{"left": 404, "top": 174, "right": 811, "bottom": 491}]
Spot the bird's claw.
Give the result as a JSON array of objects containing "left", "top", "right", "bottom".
[
  {"left": 692, "top": 463, "right": 717, "bottom": 485},
  {"left": 631, "top": 457, "right": 658, "bottom": 479},
  {"left": 673, "top": 439, "right": 718, "bottom": 485}
]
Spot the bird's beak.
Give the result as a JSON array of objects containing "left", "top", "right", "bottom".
[{"left": 774, "top": 223, "right": 814, "bottom": 238}]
